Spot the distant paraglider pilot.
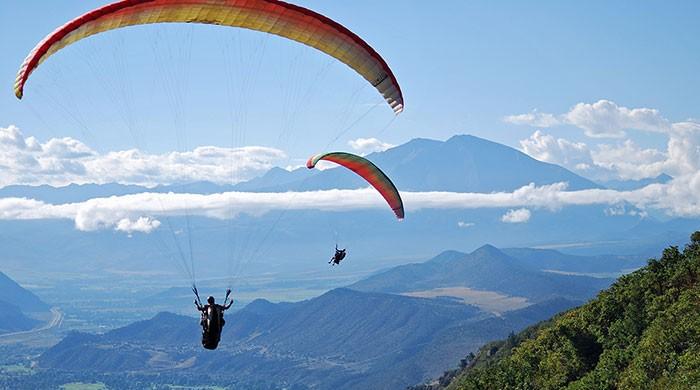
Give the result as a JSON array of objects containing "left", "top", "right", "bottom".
[
  {"left": 329, "top": 245, "right": 347, "bottom": 266},
  {"left": 194, "top": 289, "right": 233, "bottom": 350}
]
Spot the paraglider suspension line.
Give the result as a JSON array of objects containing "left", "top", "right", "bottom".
[
  {"left": 192, "top": 284, "right": 203, "bottom": 307},
  {"left": 223, "top": 288, "right": 232, "bottom": 306}
]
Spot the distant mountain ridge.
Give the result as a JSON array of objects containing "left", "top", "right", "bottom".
[
  {"left": 349, "top": 245, "right": 614, "bottom": 302},
  {"left": 598, "top": 173, "right": 673, "bottom": 191},
  {"left": 0, "top": 271, "right": 47, "bottom": 334},
  {"left": 0, "top": 134, "right": 689, "bottom": 281},
  {"left": 500, "top": 247, "right": 643, "bottom": 274},
  {"left": 0, "top": 271, "right": 49, "bottom": 312},
  {"left": 237, "top": 135, "right": 601, "bottom": 192},
  {"left": 0, "top": 135, "right": 600, "bottom": 203},
  {"left": 428, "top": 232, "right": 700, "bottom": 390},
  {"left": 0, "top": 300, "right": 40, "bottom": 334},
  {"left": 33, "top": 240, "right": 639, "bottom": 389},
  {"left": 38, "top": 287, "right": 578, "bottom": 390}
]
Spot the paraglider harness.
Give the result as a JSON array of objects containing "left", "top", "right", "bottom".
[
  {"left": 329, "top": 244, "right": 347, "bottom": 266},
  {"left": 193, "top": 286, "right": 232, "bottom": 350}
]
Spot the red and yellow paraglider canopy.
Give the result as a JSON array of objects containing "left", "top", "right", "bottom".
[{"left": 14, "top": 0, "right": 403, "bottom": 114}]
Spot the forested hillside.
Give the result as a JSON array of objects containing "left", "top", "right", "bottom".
[{"left": 419, "top": 232, "right": 700, "bottom": 390}]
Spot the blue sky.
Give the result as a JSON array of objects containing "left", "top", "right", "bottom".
[
  {"left": 2, "top": 1, "right": 698, "bottom": 157},
  {"left": 0, "top": 1, "right": 700, "bottom": 231}
]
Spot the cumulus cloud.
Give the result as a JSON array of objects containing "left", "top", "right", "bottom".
[
  {"left": 521, "top": 128, "right": 700, "bottom": 181},
  {"left": 591, "top": 140, "right": 667, "bottom": 180},
  {"left": 0, "top": 125, "right": 286, "bottom": 187},
  {"left": 501, "top": 208, "right": 531, "bottom": 223},
  {"left": 505, "top": 100, "right": 672, "bottom": 138},
  {"left": 518, "top": 131, "right": 668, "bottom": 181},
  {"left": 115, "top": 217, "right": 161, "bottom": 234},
  {"left": 457, "top": 221, "right": 475, "bottom": 228},
  {"left": 3, "top": 176, "right": 700, "bottom": 234},
  {"left": 513, "top": 101, "right": 700, "bottom": 181},
  {"left": 564, "top": 100, "right": 670, "bottom": 138},
  {"left": 519, "top": 130, "right": 595, "bottom": 171},
  {"left": 348, "top": 137, "right": 395, "bottom": 155},
  {"left": 603, "top": 204, "right": 648, "bottom": 218}
]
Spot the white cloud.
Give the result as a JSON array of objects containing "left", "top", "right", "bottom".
[
  {"left": 0, "top": 125, "right": 286, "bottom": 187},
  {"left": 457, "top": 221, "right": 475, "bottom": 228},
  {"left": 405, "top": 179, "right": 700, "bottom": 217},
  {"left": 310, "top": 160, "right": 337, "bottom": 171},
  {"left": 666, "top": 121, "right": 700, "bottom": 175},
  {"left": 3, "top": 176, "right": 700, "bottom": 235},
  {"left": 115, "top": 217, "right": 161, "bottom": 234},
  {"left": 0, "top": 189, "right": 393, "bottom": 233},
  {"left": 591, "top": 140, "right": 666, "bottom": 180},
  {"left": 604, "top": 204, "right": 648, "bottom": 218},
  {"left": 564, "top": 100, "right": 670, "bottom": 138},
  {"left": 518, "top": 131, "right": 672, "bottom": 181},
  {"left": 501, "top": 208, "right": 531, "bottom": 223},
  {"left": 519, "top": 130, "right": 594, "bottom": 170},
  {"left": 588, "top": 128, "right": 698, "bottom": 181},
  {"left": 514, "top": 101, "right": 700, "bottom": 181},
  {"left": 506, "top": 100, "right": 672, "bottom": 138},
  {"left": 348, "top": 137, "right": 395, "bottom": 155},
  {"left": 504, "top": 112, "right": 560, "bottom": 128},
  {"left": 604, "top": 204, "right": 627, "bottom": 216}
]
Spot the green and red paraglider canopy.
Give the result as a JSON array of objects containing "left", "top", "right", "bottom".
[{"left": 307, "top": 152, "right": 404, "bottom": 220}]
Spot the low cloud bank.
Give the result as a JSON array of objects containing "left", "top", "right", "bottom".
[{"left": 1, "top": 177, "right": 698, "bottom": 234}]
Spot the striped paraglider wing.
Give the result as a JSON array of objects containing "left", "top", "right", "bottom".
[
  {"left": 14, "top": 0, "right": 403, "bottom": 114},
  {"left": 307, "top": 152, "right": 404, "bottom": 220}
]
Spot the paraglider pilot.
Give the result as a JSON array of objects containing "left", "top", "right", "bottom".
[
  {"left": 329, "top": 245, "right": 347, "bottom": 266},
  {"left": 194, "top": 288, "right": 233, "bottom": 349}
]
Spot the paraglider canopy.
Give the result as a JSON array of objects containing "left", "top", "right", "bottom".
[
  {"left": 307, "top": 151, "right": 404, "bottom": 220},
  {"left": 14, "top": 0, "right": 403, "bottom": 114}
]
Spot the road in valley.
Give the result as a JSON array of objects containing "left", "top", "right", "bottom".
[{"left": 0, "top": 307, "right": 63, "bottom": 343}]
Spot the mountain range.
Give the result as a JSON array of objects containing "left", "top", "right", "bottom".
[
  {"left": 0, "top": 271, "right": 49, "bottom": 334},
  {"left": 349, "top": 245, "right": 614, "bottom": 303},
  {"left": 427, "top": 232, "right": 700, "bottom": 390},
  {"left": 30, "top": 243, "right": 632, "bottom": 389},
  {"left": 0, "top": 135, "right": 600, "bottom": 202},
  {"left": 0, "top": 271, "right": 49, "bottom": 313},
  {"left": 38, "top": 291, "right": 577, "bottom": 389},
  {"left": 0, "top": 300, "right": 40, "bottom": 334},
  {"left": 0, "top": 135, "right": 687, "bottom": 283},
  {"left": 237, "top": 135, "right": 601, "bottom": 192}
]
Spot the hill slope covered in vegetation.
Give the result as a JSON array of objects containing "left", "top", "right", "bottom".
[{"left": 423, "top": 232, "right": 700, "bottom": 390}]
